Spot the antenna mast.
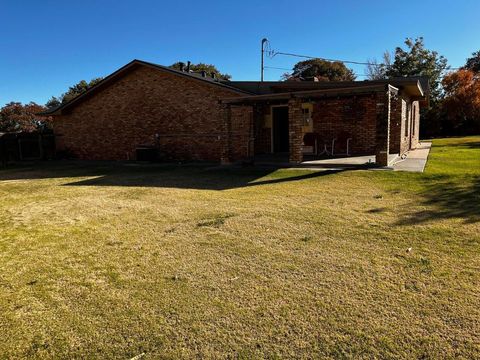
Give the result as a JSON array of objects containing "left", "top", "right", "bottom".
[{"left": 261, "top": 38, "right": 268, "bottom": 82}]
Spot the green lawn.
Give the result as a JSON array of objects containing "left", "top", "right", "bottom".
[{"left": 0, "top": 137, "right": 479, "bottom": 359}]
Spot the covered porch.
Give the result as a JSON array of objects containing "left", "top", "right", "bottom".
[{"left": 222, "top": 84, "right": 399, "bottom": 167}]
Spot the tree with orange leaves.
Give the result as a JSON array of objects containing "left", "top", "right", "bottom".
[
  {"left": 0, "top": 102, "right": 51, "bottom": 133},
  {"left": 441, "top": 69, "right": 480, "bottom": 134}
]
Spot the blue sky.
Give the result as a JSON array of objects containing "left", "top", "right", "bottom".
[{"left": 1, "top": 0, "right": 479, "bottom": 106}]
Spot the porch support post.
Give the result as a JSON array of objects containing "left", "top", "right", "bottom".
[
  {"left": 288, "top": 97, "right": 303, "bottom": 163},
  {"left": 221, "top": 104, "right": 233, "bottom": 164},
  {"left": 375, "top": 87, "right": 392, "bottom": 167}
]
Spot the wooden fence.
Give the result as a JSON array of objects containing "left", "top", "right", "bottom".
[{"left": 0, "top": 132, "right": 55, "bottom": 166}]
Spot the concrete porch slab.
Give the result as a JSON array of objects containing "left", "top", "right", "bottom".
[
  {"left": 253, "top": 153, "right": 398, "bottom": 170},
  {"left": 301, "top": 153, "right": 399, "bottom": 167},
  {"left": 392, "top": 142, "right": 432, "bottom": 172},
  {"left": 252, "top": 144, "right": 431, "bottom": 172}
]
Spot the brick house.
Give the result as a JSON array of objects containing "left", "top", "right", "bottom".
[{"left": 44, "top": 59, "right": 428, "bottom": 166}]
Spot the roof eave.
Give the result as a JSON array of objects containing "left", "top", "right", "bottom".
[{"left": 222, "top": 84, "right": 389, "bottom": 105}]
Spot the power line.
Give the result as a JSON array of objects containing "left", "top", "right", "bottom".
[
  {"left": 263, "top": 66, "right": 290, "bottom": 71},
  {"left": 270, "top": 51, "right": 387, "bottom": 67},
  {"left": 261, "top": 39, "right": 463, "bottom": 79},
  {"left": 270, "top": 48, "right": 463, "bottom": 71},
  {"left": 263, "top": 65, "right": 370, "bottom": 77}
]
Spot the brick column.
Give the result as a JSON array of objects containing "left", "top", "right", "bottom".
[
  {"left": 288, "top": 98, "right": 303, "bottom": 163},
  {"left": 221, "top": 104, "right": 233, "bottom": 164},
  {"left": 375, "top": 88, "right": 391, "bottom": 166},
  {"left": 251, "top": 104, "right": 264, "bottom": 158},
  {"left": 388, "top": 93, "right": 401, "bottom": 154}
]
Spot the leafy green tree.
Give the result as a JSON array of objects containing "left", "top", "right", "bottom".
[
  {"left": 45, "top": 78, "right": 104, "bottom": 110},
  {"left": 61, "top": 78, "right": 103, "bottom": 104},
  {"left": 45, "top": 77, "right": 103, "bottom": 109},
  {"left": 170, "top": 62, "right": 231, "bottom": 80},
  {"left": 464, "top": 51, "right": 480, "bottom": 73},
  {"left": 369, "top": 37, "right": 449, "bottom": 137},
  {"left": 45, "top": 96, "right": 61, "bottom": 110},
  {"left": 285, "top": 59, "right": 356, "bottom": 81},
  {"left": 385, "top": 37, "right": 449, "bottom": 104}
]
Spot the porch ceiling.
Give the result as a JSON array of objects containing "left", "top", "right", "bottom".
[{"left": 221, "top": 84, "right": 396, "bottom": 105}]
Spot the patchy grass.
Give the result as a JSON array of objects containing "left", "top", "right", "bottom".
[{"left": 0, "top": 137, "right": 479, "bottom": 359}]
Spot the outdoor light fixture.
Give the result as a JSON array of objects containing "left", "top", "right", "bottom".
[{"left": 302, "top": 107, "right": 312, "bottom": 126}]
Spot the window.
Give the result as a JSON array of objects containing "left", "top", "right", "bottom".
[{"left": 302, "top": 108, "right": 311, "bottom": 126}]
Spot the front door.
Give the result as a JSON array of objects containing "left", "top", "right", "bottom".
[{"left": 272, "top": 106, "right": 289, "bottom": 153}]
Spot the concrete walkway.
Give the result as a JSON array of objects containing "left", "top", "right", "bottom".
[{"left": 392, "top": 142, "right": 432, "bottom": 172}]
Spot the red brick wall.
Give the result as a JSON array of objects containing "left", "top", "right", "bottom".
[
  {"left": 253, "top": 105, "right": 272, "bottom": 155},
  {"left": 389, "top": 96, "right": 421, "bottom": 155},
  {"left": 288, "top": 98, "right": 304, "bottom": 162},
  {"left": 255, "top": 128, "right": 272, "bottom": 154},
  {"left": 54, "top": 65, "right": 250, "bottom": 162},
  {"left": 389, "top": 95, "right": 402, "bottom": 154},
  {"left": 230, "top": 105, "right": 253, "bottom": 160},
  {"left": 311, "top": 95, "right": 378, "bottom": 155}
]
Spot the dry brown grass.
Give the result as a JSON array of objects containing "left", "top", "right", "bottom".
[{"left": 0, "top": 137, "right": 479, "bottom": 359}]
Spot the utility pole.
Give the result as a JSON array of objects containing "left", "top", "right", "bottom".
[{"left": 261, "top": 38, "right": 268, "bottom": 82}]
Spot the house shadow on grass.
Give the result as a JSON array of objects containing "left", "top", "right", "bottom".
[
  {"left": 0, "top": 161, "right": 345, "bottom": 190},
  {"left": 63, "top": 165, "right": 346, "bottom": 190},
  {"left": 397, "top": 176, "right": 480, "bottom": 225}
]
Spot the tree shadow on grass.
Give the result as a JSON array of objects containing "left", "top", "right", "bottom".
[
  {"left": 397, "top": 176, "right": 480, "bottom": 225},
  {"left": 443, "top": 141, "right": 480, "bottom": 149},
  {"left": 0, "top": 161, "right": 346, "bottom": 190}
]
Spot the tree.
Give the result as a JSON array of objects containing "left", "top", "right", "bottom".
[
  {"left": 0, "top": 102, "right": 50, "bottom": 132},
  {"left": 44, "top": 77, "right": 104, "bottom": 110},
  {"left": 464, "top": 51, "right": 480, "bottom": 73},
  {"left": 61, "top": 77, "right": 103, "bottom": 104},
  {"left": 441, "top": 69, "right": 480, "bottom": 134},
  {"left": 284, "top": 59, "right": 356, "bottom": 81},
  {"left": 45, "top": 96, "right": 61, "bottom": 110},
  {"left": 170, "top": 62, "right": 231, "bottom": 80},
  {"left": 385, "top": 37, "right": 449, "bottom": 104},
  {"left": 365, "top": 52, "right": 391, "bottom": 80}
]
